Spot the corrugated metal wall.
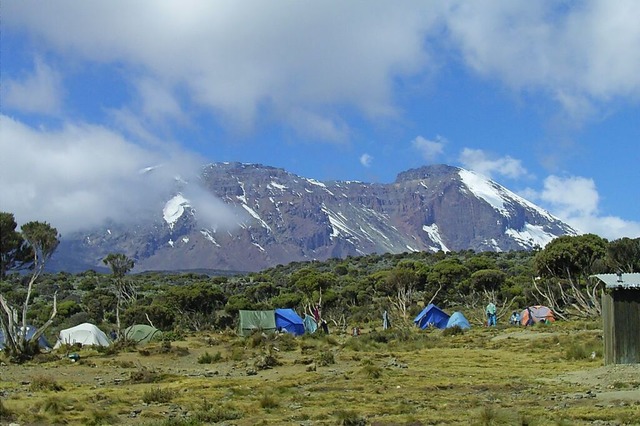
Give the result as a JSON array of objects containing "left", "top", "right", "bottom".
[{"left": 602, "top": 289, "right": 640, "bottom": 364}]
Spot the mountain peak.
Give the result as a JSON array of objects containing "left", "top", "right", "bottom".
[
  {"left": 51, "top": 162, "right": 577, "bottom": 273},
  {"left": 395, "top": 164, "right": 461, "bottom": 183}
]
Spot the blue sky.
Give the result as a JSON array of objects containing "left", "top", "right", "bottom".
[{"left": 1, "top": 1, "right": 639, "bottom": 240}]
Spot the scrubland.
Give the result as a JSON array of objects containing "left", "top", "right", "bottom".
[{"left": 1, "top": 320, "right": 639, "bottom": 426}]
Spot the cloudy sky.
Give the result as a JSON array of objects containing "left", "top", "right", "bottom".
[{"left": 2, "top": 1, "right": 639, "bottom": 239}]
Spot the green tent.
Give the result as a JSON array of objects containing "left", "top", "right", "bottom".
[
  {"left": 238, "top": 310, "right": 277, "bottom": 336},
  {"left": 123, "top": 324, "right": 163, "bottom": 344}
]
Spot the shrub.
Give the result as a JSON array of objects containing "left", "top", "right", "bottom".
[
  {"left": 442, "top": 325, "right": 465, "bottom": 337},
  {"left": 86, "top": 409, "right": 119, "bottom": 426},
  {"left": 193, "top": 400, "right": 243, "bottom": 423},
  {"left": 259, "top": 394, "right": 279, "bottom": 409},
  {"left": 0, "top": 399, "right": 14, "bottom": 421},
  {"left": 29, "top": 375, "right": 64, "bottom": 392},
  {"left": 276, "top": 333, "right": 298, "bottom": 351},
  {"left": 142, "top": 387, "right": 176, "bottom": 404},
  {"left": 334, "top": 409, "right": 367, "bottom": 426},
  {"left": 129, "top": 366, "right": 163, "bottom": 384},
  {"left": 198, "top": 351, "right": 223, "bottom": 364},
  {"left": 360, "top": 363, "right": 383, "bottom": 379},
  {"left": 255, "top": 351, "right": 282, "bottom": 370},
  {"left": 317, "top": 350, "right": 335, "bottom": 367},
  {"left": 41, "top": 396, "right": 65, "bottom": 415},
  {"left": 229, "top": 347, "right": 245, "bottom": 361}
]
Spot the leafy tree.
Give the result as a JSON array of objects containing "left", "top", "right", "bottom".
[
  {"left": 533, "top": 234, "right": 608, "bottom": 318},
  {"left": 0, "top": 212, "right": 28, "bottom": 279},
  {"left": 103, "top": 253, "right": 135, "bottom": 336},
  {"left": 607, "top": 237, "right": 640, "bottom": 273},
  {"left": 534, "top": 234, "right": 608, "bottom": 282},
  {"left": 469, "top": 269, "right": 506, "bottom": 293},
  {"left": 0, "top": 221, "right": 59, "bottom": 362}
]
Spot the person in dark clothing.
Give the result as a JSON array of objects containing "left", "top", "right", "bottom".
[{"left": 320, "top": 319, "right": 329, "bottom": 334}]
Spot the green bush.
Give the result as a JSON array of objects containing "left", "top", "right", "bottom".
[
  {"left": 360, "top": 363, "right": 383, "bottom": 379},
  {"left": 259, "top": 394, "right": 279, "bottom": 409},
  {"left": 0, "top": 399, "right": 14, "bottom": 422},
  {"left": 334, "top": 409, "right": 367, "bottom": 426},
  {"left": 198, "top": 351, "right": 223, "bottom": 364},
  {"left": 142, "top": 387, "right": 176, "bottom": 404},
  {"left": 276, "top": 333, "right": 298, "bottom": 351},
  {"left": 317, "top": 350, "right": 335, "bottom": 367},
  {"left": 193, "top": 400, "right": 243, "bottom": 423},
  {"left": 442, "top": 325, "right": 465, "bottom": 337},
  {"left": 29, "top": 375, "right": 64, "bottom": 392}
]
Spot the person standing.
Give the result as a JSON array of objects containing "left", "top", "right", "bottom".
[
  {"left": 320, "top": 318, "right": 329, "bottom": 334},
  {"left": 486, "top": 302, "right": 497, "bottom": 326},
  {"left": 382, "top": 310, "right": 390, "bottom": 330}
]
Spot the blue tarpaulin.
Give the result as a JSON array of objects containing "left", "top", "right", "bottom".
[
  {"left": 275, "top": 308, "right": 305, "bottom": 336},
  {"left": 0, "top": 325, "right": 52, "bottom": 350},
  {"left": 414, "top": 304, "right": 450, "bottom": 329}
]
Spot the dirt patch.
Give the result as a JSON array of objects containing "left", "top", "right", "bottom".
[
  {"left": 490, "top": 330, "right": 558, "bottom": 341},
  {"left": 558, "top": 364, "right": 640, "bottom": 403}
]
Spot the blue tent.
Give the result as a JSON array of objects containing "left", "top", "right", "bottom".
[
  {"left": 0, "top": 325, "right": 52, "bottom": 350},
  {"left": 275, "top": 308, "right": 305, "bottom": 336},
  {"left": 446, "top": 311, "right": 471, "bottom": 330},
  {"left": 414, "top": 304, "right": 450, "bottom": 329},
  {"left": 303, "top": 314, "right": 317, "bottom": 334}
]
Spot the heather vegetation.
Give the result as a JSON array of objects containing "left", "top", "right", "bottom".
[
  {"left": 3, "top": 210, "right": 640, "bottom": 424},
  {"left": 1, "top": 230, "right": 638, "bottom": 344}
]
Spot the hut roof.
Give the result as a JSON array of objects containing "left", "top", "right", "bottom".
[{"left": 591, "top": 273, "right": 640, "bottom": 289}]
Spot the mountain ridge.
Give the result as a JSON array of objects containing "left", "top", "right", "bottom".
[{"left": 49, "top": 163, "right": 577, "bottom": 273}]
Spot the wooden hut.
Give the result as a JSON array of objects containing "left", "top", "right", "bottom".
[{"left": 592, "top": 273, "right": 640, "bottom": 365}]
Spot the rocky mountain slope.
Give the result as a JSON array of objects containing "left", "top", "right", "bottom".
[{"left": 50, "top": 163, "right": 577, "bottom": 272}]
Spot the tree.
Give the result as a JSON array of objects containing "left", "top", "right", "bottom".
[
  {"left": 0, "top": 221, "right": 60, "bottom": 362},
  {"left": 533, "top": 234, "right": 608, "bottom": 318},
  {"left": 0, "top": 212, "right": 28, "bottom": 279},
  {"left": 607, "top": 237, "right": 640, "bottom": 273},
  {"left": 103, "top": 253, "right": 135, "bottom": 337}
]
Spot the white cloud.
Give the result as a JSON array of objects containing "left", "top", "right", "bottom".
[
  {"left": 3, "top": 58, "right": 63, "bottom": 115},
  {"left": 360, "top": 153, "right": 373, "bottom": 167},
  {"left": 444, "top": 1, "right": 640, "bottom": 109},
  {"left": 4, "top": 1, "right": 441, "bottom": 136},
  {"left": 526, "top": 175, "right": 640, "bottom": 239},
  {"left": 135, "top": 77, "right": 185, "bottom": 124},
  {"left": 458, "top": 148, "right": 528, "bottom": 179},
  {"left": 6, "top": 2, "right": 640, "bottom": 128},
  {"left": 412, "top": 135, "right": 445, "bottom": 162},
  {"left": 0, "top": 115, "right": 238, "bottom": 234}
]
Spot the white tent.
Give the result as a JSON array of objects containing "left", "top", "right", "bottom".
[{"left": 54, "top": 323, "right": 111, "bottom": 349}]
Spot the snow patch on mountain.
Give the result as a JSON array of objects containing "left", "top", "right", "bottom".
[
  {"left": 200, "top": 229, "right": 220, "bottom": 247},
  {"left": 505, "top": 223, "right": 556, "bottom": 248},
  {"left": 163, "top": 194, "right": 191, "bottom": 229},
  {"left": 236, "top": 181, "right": 247, "bottom": 204},
  {"left": 458, "top": 170, "right": 510, "bottom": 216},
  {"left": 423, "top": 224, "right": 450, "bottom": 252},
  {"left": 242, "top": 204, "right": 272, "bottom": 232}
]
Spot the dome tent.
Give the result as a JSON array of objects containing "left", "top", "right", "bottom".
[
  {"left": 414, "top": 304, "right": 450, "bottom": 329},
  {"left": 520, "top": 306, "right": 555, "bottom": 326},
  {"left": 446, "top": 311, "right": 471, "bottom": 330},
  {"left": 274, "top": 308, "right": 305, "bottom": 336},
  {"left": 54, "top": 323, "right": 111, "bottom": 348},
  {"left": 123, "top": 324, "right": 163, "bottom": 344}
]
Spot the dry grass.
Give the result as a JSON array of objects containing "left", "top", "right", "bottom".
[{"left": 0, "top": 321, "right": 633, "bottom": 425}]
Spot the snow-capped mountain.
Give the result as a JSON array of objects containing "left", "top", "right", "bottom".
[{"left": 51, "top": 163, "right": 577, "bottom": 272}]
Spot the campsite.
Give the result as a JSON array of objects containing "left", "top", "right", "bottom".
[
  {"left": 2, "top": 316, "right": 640, "bottom": 425},
  {"left": 2, "top": 235, "right": 640, "bottom": 424}
]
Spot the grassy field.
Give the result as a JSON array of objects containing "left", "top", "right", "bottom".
[{"left": 1, "top": 320, "right": 639, "bottom": 425}]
